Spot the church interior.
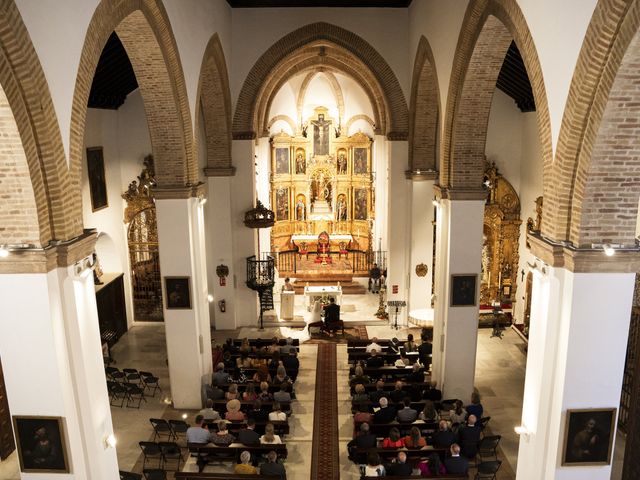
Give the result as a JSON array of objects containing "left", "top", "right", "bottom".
[{"left": 1, "top": 0, "right": 640, "bottom": 479}]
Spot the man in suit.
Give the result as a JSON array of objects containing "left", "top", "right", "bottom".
[
  {"left": 458, "top": 414, "right": 482, "bottom": 458},
  {"left": 348, "top": 422, "right": 377, "bottom": 465},
  {"left": 396, "top": 397, "right": 418, "bottom": 422},
  {"left": 444, "top": 443, "right": 469, "bottom": 475},
  {"left": 431, "top": 420, "right": 456, "bottom": 449},
  {"left": 418, "top": 338, "right": 433, "bottom": 368},
  {"left": 237, "top": 418, "right": 260, "bottom": 445},
  {"left": 366, "top": 349, "right": 385, "bottom": 368},
  {"left": 369, "top": 380, "right": 387, "bottom": 404},
  {"left": 373, "top": 397, "right": 396, "bottom": 423},
  {"left": 260, "top": 450, "right": 286, "bottom": 478},
  {"left": 282, "top": 351, "right": 299, "bottom": 382},
  {"left": 386, "top": 451, "right": 413, "bottom": 476},
  {"left": 323, "top": 297, "right": 341, "bottom": 335}
]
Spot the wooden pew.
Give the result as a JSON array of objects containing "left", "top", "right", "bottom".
[
  {"left": 176, "top": 474, "right": 285, "bottom": 480},
  {"left": 211, "top": 399, "right": 292, "bottom": 414},
  {"left": 227, "top": 339, "right": 300, "bottom": 347},
  {"left": 362, "top": 475, "right": 467, "bottom": 480},
  {"left": 349, "top": 365, "right": 427, "bottom": 379},
  {"left": 352, "top": 420, "right": 439, "bottom": 437},
  {"left": 186, "top": 442, "right": 287, "bottom": 465},
  {"left": 203, "top": 420, "right": 289, "bottom": 436},
  {"left": 348, "top": 351, "right": 423, "bottom": 364},
  {"left": 354, "top": 446, "right": 447, "bottom": 462}
]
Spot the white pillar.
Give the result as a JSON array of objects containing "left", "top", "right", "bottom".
[
  {"left": 408, "top": 178, "right": 435, "bottom": 313},
  {"left": 516, "top": 267, "right": 634, "bottom": 480},
  {"left": 0, "top": 264, "right": 119, "bottom": 479},
  {"left": 374, "top": 135, "right": 388, "bottom": 252},
  {"left": 433, "top": 198, "right": 485, "bottom": 399},
  {"left": 231, "top": 140, "right": 258, "bottom": 327},
  {"left": 156, "top": 196, "right": 212, "bottom": 408},
  {"left": 255, "top": 137, "right": 272, "bottom": 257},
  {"left": 386, "top": 141, "right": 410, "bottom": 324},
  {"left": 206, "top": 177, "right": 237, "bottom": 330}
]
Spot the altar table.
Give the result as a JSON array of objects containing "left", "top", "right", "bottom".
[{"left": 304, "top": 285, "right": 343, "bottom": 310}]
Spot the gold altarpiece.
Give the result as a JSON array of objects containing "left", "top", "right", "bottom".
[
  {"left": 480, "top": 163, "right": 522, "bottom": 306},
  {"left": 270, "top": 107, "right": 374, "bottom": 254}
]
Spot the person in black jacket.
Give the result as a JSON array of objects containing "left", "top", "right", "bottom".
[
  {"left": 237, "top": 418, "right": 260, "bottom": 445},
  {"left": 431, "top": 420, "right": 456, "bottom": 448},
  {"left": 458, "top": 414, "right": 482, "bottom": 458},
  {"left": 373, "top": 397, "right": 396, "bottom": 423},
  {"left": 323, "top": 297, "right": 341, "bottom": 335},
  {"left": 281, "top": 351, "right": 299, "bottom": 382},
  {"left": 444, "top": 443, "right": 469, "bottom": 475},
  {"left": 366, "top": 350, "right": 385, "bottom": 368},
  {"left": 386, "top": 451, "right": 413, "bottom": 476},
  {"left": 247, "top": 400, "right": 268, "bottom": 423},
  {"left": 348, "top": 422, "right": 377, "bottom": 465}
]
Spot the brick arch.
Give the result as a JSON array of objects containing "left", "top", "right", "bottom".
[
  {"left": 409, "top": 35, "right": 440, "bottom": 173},
  {"left": 295, "top": 70, "right": 345, "bottom": 131},
  {"left": 550, "top": 0, "right": 640, "bottom": 246},
  {"left": 197, "top": 33, "right": 234, "bottom": 177},
  {"left": 441, "top": 0, "right": 552, "bottom": 195},
  {"left": 257, "top": 52, "right": 385, "bottom": 138},
  {"left": 0, "top": 0, "right": 74, "bottom": 245},
  {"left": 70, "top": 0, "right": 195, "bottom": 193},
  {"left": 233, "top": 22, "right": 408, "bottom": 140}
]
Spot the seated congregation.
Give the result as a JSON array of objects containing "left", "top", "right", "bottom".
[{"left": 347, "top": 331, "right": 502, "bottom": 479}]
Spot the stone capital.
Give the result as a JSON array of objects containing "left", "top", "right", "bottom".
[
  {"left": 153, "top": 182, "right": 207, "bottom": 200},
  {"left": 434, "top": 184, "right": 487, "bottom": 201},
  {"left": 405, "top": 169, "right": 437, "bottom": 181},
  {"left": 204, "top": 166, "right": 236, "bottom": 177}
]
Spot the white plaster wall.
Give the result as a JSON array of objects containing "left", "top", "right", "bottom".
[
  {"left": 230, "top": 8, "right": 410, "bottom": 106},
  {"left": 485, "top": 89, "right": 544, "bottom": 323},
  {"left": 82, "top": 89, "right": 152, "bottom": 326}
]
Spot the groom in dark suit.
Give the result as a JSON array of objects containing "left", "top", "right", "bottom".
[{"left": 323, "top": 297, "right": 342, "bottom": 335}]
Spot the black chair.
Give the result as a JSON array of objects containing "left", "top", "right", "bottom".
[
  {"left": 169, "top": 419, "right": 189, "bottom": 444},
  {"left": 159, "top": 441, "right": 183, "bottom": 471},
  {"left": 479, "top": 416, "right": 491, "bottom": 433},
  {"left": 125, "top": 384, "right": 146, "bottom": 408},
  {"left": 140, "top": 371, "right": 162, "bottom": 397},
  {"left": 106, "top": 367, "right": 120, "bottom": 379},
  {"left": 150, "top": 418, "right": 174, "bottom": 441},
  {"left": 477, "top": 435, "right": 501, "bottom": 462},
  {"left": 139, "top": 441, "right": 163, "bottom": 469},
  {"left": 119, "top": 471, "right": 142, "bottom": 480},
  {"left": 143, "top": 469, "right": 166, "bottom": 480},
  {"left": 111, "top": 370, "right": 127, "bottom": 383},
  {"left": 108, "top": 381, "right": 127, "bottom": 408},
  {"left": 126, "top": 372, "right": 144, "bottom": 388},
  {"left": 475, "top": 460, "right": 502, "bottom": 480}
]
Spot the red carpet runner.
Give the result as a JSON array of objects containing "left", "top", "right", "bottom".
[{"left": 311, "top": 343, "right": 339, "bottom": 479}]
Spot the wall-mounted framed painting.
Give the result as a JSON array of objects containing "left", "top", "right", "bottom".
[
  {"left": 164, "top": 276, "right": 192, "bottom": 310},
  {"left": 12, "top": 416, "right": 70, "bottom": 473},
  {"left": 450, "top": 274, "right": 477, "bottom": 307},
  {"left": 86, "top": 146, "right": 108, "bottom": 212},
  {"left": 562, "top": 408, "right": 616, "bottom": 466}
]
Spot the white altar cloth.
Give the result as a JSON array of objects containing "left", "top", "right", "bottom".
[
  {"left": 304, "top": 285, "right": 342, "bottom": 310},
  {"left": 291, "top": 234, "right": 353, "bottom": 243}
]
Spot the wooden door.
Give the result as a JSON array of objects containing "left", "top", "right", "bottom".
[{"left": 0, "top": 356, "right": 15, "bottom": 460}]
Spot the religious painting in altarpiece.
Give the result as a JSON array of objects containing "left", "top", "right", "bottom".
[{"left": 269, "top": 108, "right": 374, "bottom": 256}]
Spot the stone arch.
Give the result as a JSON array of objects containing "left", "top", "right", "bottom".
[
  {"left": 267, "top": 115, "right": 298, "bottom": 136},
  {"left": 70, "top": 0, "right": 195, "bottom": 194},
  {"left": 441, "top": 0, "right": 552, "bottom": 195},
  {"left": 233, "top": 22, "right": 408, "bottom": 140},
  {"left": 197, "top": 34, "right": 234, "bottom": 177},
  {"left": 0, "top": 0, "right": 76, "bottom": 245},
  {"left": 295, "top": 70, "right": 345, "bottom": 130},
  {"left": 550, "top": 0, "right": 640, "bottom": 246},
  {"left": 409, "top": 35, "right": 441, "bottom": 173},
  {"left": 344, "top": 114, "right": 376, "bottom": 134}
]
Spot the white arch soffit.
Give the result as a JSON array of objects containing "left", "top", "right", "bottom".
[{"left": 296, "top": 70, "right": 345, "bottom": 128}]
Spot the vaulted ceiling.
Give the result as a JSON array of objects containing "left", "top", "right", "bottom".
[
  {"left": 496, "top": 41, "right": 535, "bottom": 112},
  {"left": 88, "top": 33, "right": 138, "bottom": 110},
  {"left": 226, "top": 0, "right": 412, "bottom": 7}
]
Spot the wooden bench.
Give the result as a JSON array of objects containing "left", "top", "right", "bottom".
[
  {"left": 349, "top": 366, "right": 427, "bottom": 379},
  {"left": 203, "top": 420, "right": 289, "bottom": 436},
  {"left": 348, "top": 351, "right": 425, "bottom": 364},
  {"left": 212, "top": 399, "right": 292, "bottom": 413},
  {"left": 352, "top": 420, "right": 439, "bottom": 438},
  {"left": 187, "top": 442, "right": 287, "bottom": 466},
  {"left": 227, "top": 339, "right": 300, "bottom": 347},
  {"left": 176, "top": 473, "right": 285, "bottom": 479},
  {"left": 362, "top": 475, "right": 467, "bottom": 480},
  {"left": 354, "top": 446, "right": 447, "bottom": 462}
]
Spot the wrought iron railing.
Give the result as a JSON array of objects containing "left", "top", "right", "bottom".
[
  {"left": 266, "top": 249, "right": 386, "bottom": 276},
  {"left": 246, "top": 255, "right": 275, "bottom": 290}
]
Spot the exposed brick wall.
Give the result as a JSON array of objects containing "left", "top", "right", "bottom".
[
  {"left": 441, "top": 0, "right": 553, "bottom": 195},
  {"left": 550, "top": 0, "right": 640, "bottom": 246},
  {"left": 198, "top": 34, "right": 233, "bottom": 174},
  {"left": 232, "top": 22, "right": 408, "bottom": 140},
  {"left": 575, "top": 24, "right": 640, "bottom": 247},
  {"left": 0, "top": 86, "right": 41, "bottom": 245},
  {"left": 409, "top": 35, "right": 440, "bottom": 172},
  {"left": 0, "top": 0, "right": 78, "bottom": 244},
  {"left": 69, "top": 0, "right": 196, "bottom": 195}
]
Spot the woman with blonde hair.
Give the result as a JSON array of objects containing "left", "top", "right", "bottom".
[
  {"left": 225, "top": 383, "right": 239, "bottom": 400},
  {"left": 259, "top": 422, "right": 282, "bottom": 444},
  {"left": 225, "top": 399, "right": 246, "bottom": 421},
  {"left": 258, "top": 381, "right": 273, "bottom": 401}
]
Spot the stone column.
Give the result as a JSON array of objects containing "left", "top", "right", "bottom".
[
  {"left": 516, "top": 238, "right": 637, "bottom": 480},
  {"left": 432, "top": 188, "right": 485, "bottom": 399},
  {"left": 407, "top": 172, "right": 436, "bottom": 315},
  {"left": 386, "top": 141, "right": 410, "bottom": 325},
  {"left": 0, "top": 233, "right": 119, "bottom": 480},
  {"left": 155, "top": 187, "right": 212, "bottom": 409}
]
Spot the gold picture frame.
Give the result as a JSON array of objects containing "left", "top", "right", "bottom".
[
  {"left": 561, "top": 408, "right": 616, "bottom": 466},
  {"left": 164, "top": 276, "right": 192, "bottom": 310},
  {"left": 12, "top": 416, "right": 70, "bottom": 473}
]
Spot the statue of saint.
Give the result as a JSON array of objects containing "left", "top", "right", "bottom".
[
  {"left": 296, "top": 198, "right": 306, "bottom": 221},
  {"left": 295, "top": 153, "right": 306, "bottom": 174},
  {"left": 336, "top": 197, "right": 347, "bottom": 221},
  {"left": 337, "top": 152, "right": 347, "bottom": 174}
]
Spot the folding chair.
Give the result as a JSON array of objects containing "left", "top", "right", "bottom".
[
  {"left": 119, "top": 470, "right": 142, "bottom": 480},
  {"left": 140, "top": 371, "right": 162, "bottom": 397},
  {"left": 124, "top": 383, "right": 146, "bottom": 408},
  {"left": 474, "top": 460, "right": 502, "bottom": 480},
  {"left": 477, "top": 435, "right": 501, "bottom": 462},
  {"left": 479, "top": 416, "right": 492, "bottom": 433},
  {"left": 158, "top": 441, "right": 183, "bottom": 471},
  {"left": 142, "top": 469, "right": 166, "bottom": 480},
  {"left": 168, "top": 419, "right": 189, "bottom": 445},
  {"left": 138, "top": 442, "right": 163, "bottom": 469},
  {"left": 105, "top": 367, "right": 120, "bottom": 380},
  {"left": 108, "top": 381, "right": 127, "bottom": 408},
  {"left": 149, "top": 418, "right": 174, "bottom": 441}
]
